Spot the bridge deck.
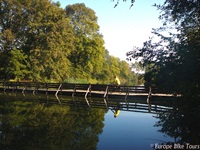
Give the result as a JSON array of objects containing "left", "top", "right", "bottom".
[{"left": 0, "top": 82, "right": 178, "bottom": 100}]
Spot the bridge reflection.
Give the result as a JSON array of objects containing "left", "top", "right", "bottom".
[
  {"left": 55, "top": 94, "right": 174, "bottom": 114},
  {"left": 1, "top": 92, "right": 174, "bottom": 115},
  {"left": 0, "top": 92, "right": 199, "bottom": 147}
]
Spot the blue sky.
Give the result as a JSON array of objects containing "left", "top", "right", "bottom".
[{"left": 53, "top": 0, "right": 163, "bottom": 61}]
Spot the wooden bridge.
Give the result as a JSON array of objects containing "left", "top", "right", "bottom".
[
  {"left": 0, "top": 81, "right": 178, "bottom": 103},
  {"left": 0, "top": 91, "right": 174, "bottom": 115}
]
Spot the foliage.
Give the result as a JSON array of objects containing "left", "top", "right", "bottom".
[
  {"left": 127, "top": 0, "right": 200, "bottom": 96},
  {"left": 0, "top": 0, "right": 74, "bottom": 82},
  {"left": 0, "top": 1, "right": 138, "bottom": 85},
  {"left": 65, "top": 3, "right": 105, "bottom": 81},
  {"left": 23, "top": 0, "right": 74, "bottom": 82},
  {"left": 6, "top": 49, "right": 29, "bottom": 80}
]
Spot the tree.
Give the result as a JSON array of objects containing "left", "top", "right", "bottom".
[
  {"left": 0, "top": 0, "right": 28, "bottom": 52},
  {"left": 127, "top": 0, "right": 200, "bottom": 97},
  {"left": 0, "top": 0, "right": 139, "bottom": 84},
  {"left": 106, "top": 56, "right": 121, "bottom": 82},
  {"left": 5, "top": 49, "right": 29, "bottom": 81},
  {"left": 65, "top": 3, "right": 105, "bottom": 81},
  {"left": 119, "top": 60, "right": 135, "bottom": 85},
  {"left": 0, "top": 0, "right": 74, "bottom": 82},
  {"left": 24, "top": 0, "right": 74, "bottom": 82}
]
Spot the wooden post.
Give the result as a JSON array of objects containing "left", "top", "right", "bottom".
[
  {"left": 103, "top": 86, "right": 109, "bottom": 98},
  {"left": 103, "top": 98, "right": 108, "bottom": 109},
  {"left": 85, "top": 84, "right": 91, "bottom": 98},
  {"left": 22, "top": 82, "right": 27, "bottom": 94},
  {"left": 55, "top": 94, "right": 62, "bottom": 105},
  {"left": 147, "top": 86, "right": 152, "bottom": 104},
  {"left": 46, "top": 83, "right": 48, "bottom": 95},
  {"left": 148, "top": 103, "right": 152, "bottom": 112},
  {"left": 125, "top": 87, "right": 129, "bottom": 105},
  {"left": 32, "top": 82, "right": 36, "bottom": 95},
  {"left": 55, "top": 83, "right": 62, "bottom": 96},
  {"left": 85, "top": 96, "right": 91, "bottom": 107},
  {"left": 72, "top": 84, "right": 76, "bottom": 97}
]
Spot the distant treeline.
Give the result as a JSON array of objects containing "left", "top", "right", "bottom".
[{"left": 0, "top": 1, "right": 143, "bottom": 85}]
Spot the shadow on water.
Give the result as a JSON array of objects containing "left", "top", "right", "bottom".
[
  {"left": 0, "top": 92, "right": 199, "bottom": 149},
  {"left": 151, "top": 97, "right": 200, "bottom": 149}
]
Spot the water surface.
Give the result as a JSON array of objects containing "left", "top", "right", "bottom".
[{"left": 0, "top": 92, "right": 199, "bottom": 150}]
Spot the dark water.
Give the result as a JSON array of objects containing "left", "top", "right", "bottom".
[{"left": 0, "top": 92, "right": 200, "bottom": 150}]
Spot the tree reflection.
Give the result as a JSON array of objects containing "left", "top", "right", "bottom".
[
  {"left": 153, "top": 97, "right": 200, "bottom": 145},
  {"left": 0, "top": 96, "right": 106, "bottom": 149}
]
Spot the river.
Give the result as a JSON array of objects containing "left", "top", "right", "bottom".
[{"left": 0, "top": 92, "right": 199, "bottom": 150}]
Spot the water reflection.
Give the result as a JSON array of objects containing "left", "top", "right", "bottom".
[
  {"left": 0, "top": 93, "right": 106, "bottom": 150},
  {"left": 152, "top": 98, "right": 200, "bottom": 147},
  {"left": 0, "top": 93, "right": 199, "bottom": 149},
  {"left": 110, "top": 103, "right": 121, "bottom": 118}
]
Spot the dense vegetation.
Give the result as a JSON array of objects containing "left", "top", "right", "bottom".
[
  {"left": 0, "top": 0, "right": 142, "bottom": 85},
  {"left": 126, "top": 0, "right": 200, "bottom": 98}
]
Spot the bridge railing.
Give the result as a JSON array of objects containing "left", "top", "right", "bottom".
[{"left": 0, "top": 81, "right": 175, "bottom": 96}]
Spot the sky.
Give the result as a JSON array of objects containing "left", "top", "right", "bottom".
[{"left": 53, "top": 0, "right": 163, "bottom": 61}]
